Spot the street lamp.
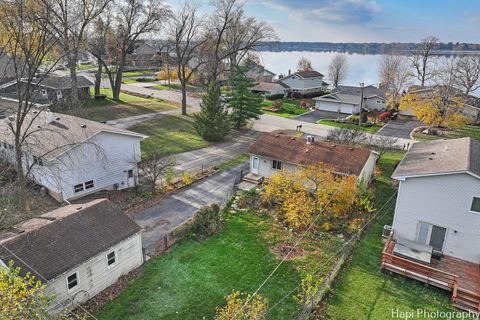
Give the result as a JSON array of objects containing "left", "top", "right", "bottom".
[{"left": 359, "top": 82, "right": 364, "bottom": 127}]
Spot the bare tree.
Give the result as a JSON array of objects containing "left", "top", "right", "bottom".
[
  {"left": 91, "top": 0, "right": 170, "bottom": 101},
  {"left": 379, "top": 54, "right": 412, "bottom": 109},
  {"left": 0, "top": 0, "right": 62, "bottom": 210},
  {"left": 88, "top": 14, "right": 113, "bottom": 96},
  {"left": 326, "top": 127, "right": 367, "bottom": 146},
  {"left": 411, "top": 36, "right": 438, "bottom": 86},
  {"left": 328, "top": 54, "right": 349, "bottom": 88},
  {"left": 41, "top": 0, "right": 112, "bottom": 107},
  {"left": 367, "top": 135, "right": 398, "bottom": 159},
  {"left": 454, "top": 56, "right": 480, "bottom": 95},
  {"left": 137, "top": 152, "right": 175, "bottom": 191},
  {"left": 169, "top": 2, "right": 208, "bottom": 115},
  {"left": 296, "top": 57, "right": 313, "bottom": 72}
]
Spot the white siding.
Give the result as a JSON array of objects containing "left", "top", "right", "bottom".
[
  {"left": 392, "top": 173, "right": 480, "bottom": 263},
  {"left": 315, "top": 100, "right": 358, "bottom": 114},
  {"left": 280, "top": 75, "right": 325, "bottom": 91},
  {"left": 250, "top": 154, "right": 296, "bottom": 177},
  {"left": 46, "top": 233, "right": 143, "bottom": 314},
  {"left": 364, "top": 97, "right": 386, "bottom": 111},
  {"left": 357, "top": 152, "right": 378, "bottom": 185}
]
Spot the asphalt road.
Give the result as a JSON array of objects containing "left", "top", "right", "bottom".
[
  {"left": 135, "top": 162, "right": 248, "bottom": 255},
  {"left": 293, "top": 110, "right": 349, "bottom": 123},
  {"left": 378, "top": 119, "right": 422, "bottom": 140}
]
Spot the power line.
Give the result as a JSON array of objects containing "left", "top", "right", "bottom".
[
  {"left": 261, "top": 191, "right": 398, "bottom": 318},
  {"left": 232, "top": 185, "right": 344, "bottom": 319},
  {"left": 0, "top": 243, "right": 98, "bottom": 320}
]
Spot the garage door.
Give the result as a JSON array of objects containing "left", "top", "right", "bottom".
[
  {"left": 316, "top": 101, "right": 342, "bottom": 112},
  {"left": 339, "top": 104, "right": 355, "bottom": 114}
]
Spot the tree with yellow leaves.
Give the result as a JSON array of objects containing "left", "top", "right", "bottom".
[
  {"left": 215, "top": 291, "right": 268, "bottom": 320},
  {"left": 400, "top": 91, "right": 467, "bottom": 128},
  {"left": 262, "top": 163, "right": 358, "bottom": 230}
]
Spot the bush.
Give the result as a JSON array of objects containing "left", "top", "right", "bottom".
[
  {"left": 189, "top": 204, "right": 222, "bottom": 240},
  {"left": 266, "top": 93, "right": 284, "bottom": 100},
  {"left": 346, "top": 114, "right": 359, "bottom": 123},
  {"left": 379, "top": 111, "right": 391, "bottom": 122},
  {"left": 182, "top": 171, "right": 192, "bottom": 185},
  {"left": 215, "top": 291, "right": 268, "bottom": 320}
]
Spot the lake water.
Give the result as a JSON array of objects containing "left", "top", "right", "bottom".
[{"left": 258, "top": 51, "right": 386, "bottom": 87}]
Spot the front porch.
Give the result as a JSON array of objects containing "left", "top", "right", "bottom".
[{"left": 381, "top": 236, "right": 480, "bottom": 312}]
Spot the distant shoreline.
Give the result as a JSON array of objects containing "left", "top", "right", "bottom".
[{"left": 255, "top": 42, "right": 480, "bottom": 56}]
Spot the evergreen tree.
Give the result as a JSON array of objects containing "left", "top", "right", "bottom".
[
  {"left": 229, "top": 66, "right": 264, "bottom": 129},
  {"left": 193, "top": 83, "right": 230, "bottom": 142}
]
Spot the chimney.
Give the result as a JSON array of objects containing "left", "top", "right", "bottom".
[
  {"left": 306, "top": 135, "right": 314, "bottom": 145},
  {"left": 45, "top": 111, "right": 55, "bottom": 124},
  {"left": 288, "top": 69, "right": 291, "bottom": 75}
]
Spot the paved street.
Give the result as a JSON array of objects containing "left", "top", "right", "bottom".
[
  {"left": 378, "top": 118, "right": 422, "bottom": 140},
  {"left": 135, "top": 162, "right": 247, "bottom": 255}
]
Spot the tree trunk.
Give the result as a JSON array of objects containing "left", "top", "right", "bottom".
[
  {"left": 68, "top": 54, "right": 80, "bottom": 107},
  {"left": 181, "top": 81, "right": 187, "bottom": 115},
  {"left": 112, "top": 54, "right": 127, "bottom": 101},
  {"left": 14, "top": 144, "right": 30, "bottom": 213},
  {"left": 94, "top": 59, "right": 103, "bottom": 96}
]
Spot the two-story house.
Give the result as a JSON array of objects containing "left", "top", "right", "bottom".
[
  {"left": 381, "top": 137, "right": 480, "bottom": 312},
  {"left": 276, "top": 71, "right": 329, "bottom": 96},
  {"left": 0, "top": 199, "right": 144, "bottom": 315},
  {"left": 0, "top": 111, "right": 144, "bottom": 201}
]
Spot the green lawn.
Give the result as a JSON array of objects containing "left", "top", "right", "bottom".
[
  {"left": 317, "top": 119, "right": 384, "bottom": 133},
  {"left": 70, "top": 88, "right": 179, "bottom": 122},
  {"left": 95, "top": 213, "right": 302, "bottom": 320},
  {"left": 77, "top": 63, "right": 96, "bottom": 70},
  {"left": 261, "top": 99, "right": 311, "bottom": 118},
  {"left": 413, "top": 125, "right": 480, "bottom": 141},
  {"left": 151, "top": 83, "right": 196, "bottom": 91},
  {"left": 130, "top": 115, "right": 209, "bottom": 158},
  {"left": 123, "top": 70, "right": 156, "bottom": 77},
  {"left": 322, "top": 152, "right": 458, "bottom": 319},
  {"left": 216, "top": 153, "right": 249, "bottom": 171}
]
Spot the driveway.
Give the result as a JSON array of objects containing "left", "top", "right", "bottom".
[
  {"left": 377, "top": 118, "right": 422, "bottom": 140},
  {"left": 292, "top": 110, "right": 349, "bottom": 123},
  {"left": 135, "top": 162, "right": 247, "bottom": 255}
]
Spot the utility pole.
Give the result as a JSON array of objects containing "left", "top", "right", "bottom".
[{"left": 358, "top": 82, "right": 364, "bottom": 127}]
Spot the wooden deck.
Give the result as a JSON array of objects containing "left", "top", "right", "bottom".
[{"left": 381, "top": 237, "right": 480, "bottom": 312}]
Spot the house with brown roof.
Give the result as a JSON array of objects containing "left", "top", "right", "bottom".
[
  {"left": 0, "top": 199, "right": 143, "bottom": 315},
  {"left": 381, "top": 137, "right": 480, "bottom": 312},
  {"left": 247, "top": 132, "right": 378, "bottom": 185},
  {"left": 0, "top": 111, "right": 144, "bottom": 201},
  {"left": 276, "top": 70, "right": 329, "bottom": 96},
  {"left": 251, "top": 82, "right": 286, "bottom": 97}
]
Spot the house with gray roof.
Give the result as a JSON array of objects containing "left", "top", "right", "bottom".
[
  {"left": 390, "top": 137, "right": 480, "bottom": 264},
  {"left": 0, "top": 199, "right": 143, "bottom": 315},
  {"left": 276, "top": 70, "right": 329, "bottom": 96},
  {"left": 0, "top": 75, "right": 93, "bottom": 106},
  {"left": 313, "top": 84, "right": 386, "bottom": 114},
  {"left": 0, "top": 111, "right": 144, "bottom": 201}
]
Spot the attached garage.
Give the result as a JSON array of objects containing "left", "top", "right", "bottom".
[{"left": 315, "top": 99, "right": 358, "bottom": 114}]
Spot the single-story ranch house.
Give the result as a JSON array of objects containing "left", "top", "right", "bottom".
[
  {"left": 381, "top": 137, "right": 480, "bottom": 312},
  {"left": 276, "top": 70, "right": 329, "bottom": 96},
  {"left": 314, "top": 85, "right": 387, "bottom": 114},
  {"left": 0, "top": 199, "right": 144, "bottom": 315},
  {"left": 0, "top": 76, "right": 93, "bottom": 105},
  {"left": 251, "top": 82, "right": 286, "bottom": 97},
  {"left": 0, "top": 111, "right": 144, "bottom": 201},
  {"left": 247, "top": 132, "right": 378, "bottom": 185}
]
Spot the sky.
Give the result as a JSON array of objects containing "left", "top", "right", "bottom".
[{"left": 167, "top": 0, "right": 480, "bottom": 43}]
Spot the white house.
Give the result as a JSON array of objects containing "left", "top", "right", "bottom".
[
  {"left": 391, "top": 137, "right": 480, "bottom": 263},
  {"left": 0, "top": 111, "right": 144, "bottom": 201},
  {"left": 0, "top": 199, "right": 144, "bottom": 315},
  {"left": 314, "top": 85, "right": 386, "bottom": 114},
  {"left": 276, "top": 71, "right": 329, "bottom": 95},
  {"left": 247, "top": 132, "right": 378, "bottom": 185}
]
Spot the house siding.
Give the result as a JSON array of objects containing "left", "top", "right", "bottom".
[
  {"left": 45, "top": 233, "right": 143, "bottom": 314},
  {"left": 364, "top": 97, "right": 386, "bottom": 111},
  {"left": 280, "top": 75, "right": 326, "bottom": 92},
  {"left": 315, "top": 100, "right": 358, "bottom": 114},
  {"left": 392, "top": 173, "right": 480, "bottom": 263},
  {"left": 357, "top": 152, "right": 378, "bottom": 185}
]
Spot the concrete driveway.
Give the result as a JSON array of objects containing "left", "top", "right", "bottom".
[
  {"left": 377, "top": 118, "right": 422, "bottom": 140},
  {"left": 293, "top": 110, "right": 350, "bottom": 123},
  {"left": 135, "top": 162, "right": 247, "bottom": 255}
]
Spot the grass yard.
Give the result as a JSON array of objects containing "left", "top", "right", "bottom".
[
  {"left": 123, "top": 70, "right": 156, "bottom": 77},
  {"left": 69, "top": 88, "right": 179, "bottom": 122},
  {"left": 317, "top": 119, "right": 384, "bottom": 133},
  {"left": 216, "top": 153, "right": 249, "bottom": 171},
  {"left": 261, "top": 98, "right": 311, "bottom": 118},
  {"left": 320, "top": 152, "right": 458, "bottom": 319},
  {"left": 413, "top": 124, "right": 480, "bottom": 141},
  {"left": 151, "top": 83, "right": 196, "bottom": 91},
  {"left": 130, "top": 115, "right": 209, "bottom": 158}
]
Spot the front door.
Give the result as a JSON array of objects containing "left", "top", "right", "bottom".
[
  {"left": 429, "top": 225, "right": 447, "bottom": 252},
  {"left": 251, "top": 156, "right": 259, "bottom": 175}
]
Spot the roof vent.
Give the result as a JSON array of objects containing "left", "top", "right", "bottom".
[
  {"left": 32, "top": 110, "right": 38, "bottom": 114},
  {"left": 330, "top": 144, "right": 335, "bottom": 147},
  {"left": 431, "top": 152, "right": 435, "bottom": 155},
  {"left": 76, "top": 206, "right": 83, "bottom": 210},
  {"left": 349, "top": 147, "right": 353, "bottom": 150},
  {"left": 306, "top": 135, "right": 315, "bottom": 145},
  {"left": 80, "top": 124, "right": 87, "bottom": 128},
  {"left": 274, "top": 134, "right": 279, "bottom": 137},
  {"left": 429, "top": 157, "right": 434, "bottom": 160},
  {"left": 56, "top": 117, "right": 60, "bottom": 121},
  {"left": 290, "top": 137, "right": 295, "bottom": 140},
  {"left": 444, "top": 146, "right": 449, "bottom": 152},
  {"left": 305, "top": 148, "right": 309, "bottom": 153}
]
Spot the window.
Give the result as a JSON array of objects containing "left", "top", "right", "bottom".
[
  {"left": 272, "top": 160, "right": 282, "bottom": 170},
  {"left": 66, "top": 272, "right": 78, "bottom": 291},
  {"left": 33, "top": 156, "right": 43, "bottom": 166},
  {"left": 56, "top": 90, "right": 63, "bottom": 99},
  {"left": 127, "top": 169, "right": 134, "bottom": 178},
  {"left": 74, "top": 184, "right": 84, "bottom": 193},
  {"left": 41, "top": 89, "right": 47, "bottom": 97},
  {"left": 84, "top": 180, "right": 94, "bottom": 190},
  {"left": 471, "top": 197, "right": 480, "bottom": 213},
  {"left": 107, "top": 251, "right": 116, "bottom": 267}
]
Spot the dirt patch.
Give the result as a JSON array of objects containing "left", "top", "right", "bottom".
[{"left": 270, "top": 243, "right": 307, "bottom": 260}]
